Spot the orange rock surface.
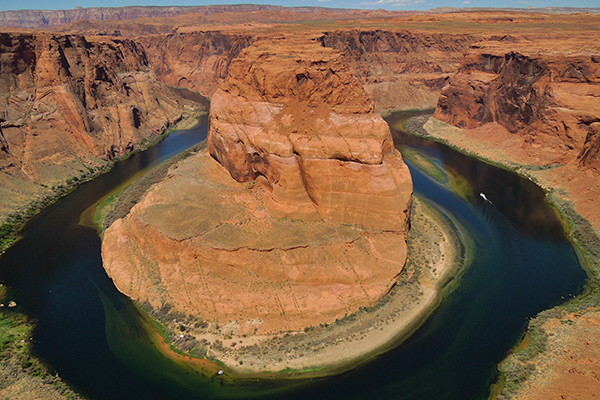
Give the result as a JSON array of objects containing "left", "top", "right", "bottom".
[
  {"left": 102, "top": 152, "right": 410, "bottom": 334},
  {"left": 432, "top": 34, "right": 600, "bottom": 233},
  {"left": 102, "top": 36, "right": 413, "bottom": 334},
  {"left": 209, "top": 36, "right": 413, "bottom": 231},
  {"left": 138, "top": 32, "right": 254, "bottom": 96},
  {"left": 435, "top": 38, "right": 600, "bottom": 167},
  {"left": 501, "top": 311, "right": 600, "bottom": 400},
  {"left": 2, "top": 6, "right": 599, "bottom": 392},
  {"left": 0, "top": 31, "right": 191, "bottom": 218},
  {"left": 319, "top": 30, "right": 479, "bottom": 113}
]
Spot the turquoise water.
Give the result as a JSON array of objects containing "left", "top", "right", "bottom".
[{"left": 0, "top": 111, "right": 586, "bottom": 399}]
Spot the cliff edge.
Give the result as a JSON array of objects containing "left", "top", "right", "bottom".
[
  {"left": 431, "top": 37, "right": 600, "bottom": 232},
  {"left": 0, "top": 31, "right": 192, "bottom": 221}
]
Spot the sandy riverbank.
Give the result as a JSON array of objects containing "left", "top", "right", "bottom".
[{"left": 149, "top": 196, "right": 466, "bottom": 376}]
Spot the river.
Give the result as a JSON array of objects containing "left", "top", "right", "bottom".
[{"left": 0, "top": 110, "right": 587, "bottom": 400}]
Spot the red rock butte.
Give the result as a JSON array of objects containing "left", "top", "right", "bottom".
[
  {"left": 209, "top": 36, "right": 412, "bottom": 230},
  {"left": 101, "top": 35, "right": 413, "bottom": 335}
]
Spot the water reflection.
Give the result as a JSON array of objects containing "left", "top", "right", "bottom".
[{"left": 387, "top": 112, "right": 567, "bottom": 241}]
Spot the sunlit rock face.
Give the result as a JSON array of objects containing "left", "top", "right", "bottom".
[
  {"left": 434, "top": 41, "right": 600, "bottom": 168},
  {"left": 0, "top": 31, "right": 187, "bottom": 219},
  {"left": 102, "top": 36, "right": 413, "bottom": 335},
  {"left": 208, "top": 35, "right": 413, "bottom": 231}
]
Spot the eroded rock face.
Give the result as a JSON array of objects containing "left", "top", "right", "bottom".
[
  {"left": 102, "top": 36, "right": 413, "bottom": 334},
  {"left": 0, "top": 5, "right": 360, "bottom": 29},
  {"left": 579, "top": 122, "right": 600, "bottom": 170},
  {"left": 141, "top": 28, "right": 480, "bottom": 113},
  {"left": 209, "top": 36, "right": 412, "bottom": 231},
  {"left": 319, "top": 30, "right": 480, "bottom": 112},
  {"left": 0, "top": 31, "right": 189, "bottom": 218},
  {"left": 434, "top": 41, "right": 600, "bottom": 165},
  {"left": 102, "top": 152, "right": 410, "bottom": 334},
  {"left": 139, "top": 32, "right": 254, "bottom": 97}
]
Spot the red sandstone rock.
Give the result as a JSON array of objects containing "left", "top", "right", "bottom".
[
  {"left": 139, "top": 32, "right": 254, "bottom": 97},
  {"left": 434, "top": 40, "right": 600, "bottom": 165},
  {"left": 142, "top": 29, "right": 478, "bottom": 112},
  {"left": 102, "top": 36, "right": 413, "bottom": 334},
  {"left": 319, "top": 30, "right": 479, "bottom": 112},
  {"left": 0, "top": 31, "right": 190, "bottom": 217},
  {"left": 579, "top": 122, "right": 600, "bottom": 171},
  {"left": 208, "top": 36, "right": 412, "bottom": 231},
  {"left": 102, "top": 152, "right": 410, "bottom": 334}
]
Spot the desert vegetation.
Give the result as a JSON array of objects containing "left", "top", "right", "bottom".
[{"left": 0, "top": 286, "right": 82, "bottom": 399}]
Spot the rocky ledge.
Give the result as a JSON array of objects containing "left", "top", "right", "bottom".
[{"left": 101, "top": 36, "right": 413, "bottom": 335}]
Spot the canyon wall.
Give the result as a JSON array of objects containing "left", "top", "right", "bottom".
[
  {"left": 139, "top": 32, "right": 254, "bottom": 97},
  {"left": 579, "top": 122, "right": 600, "bottom": 170},
  {"left": 137, "top": 29, "right": 478, "bottom": 113},
  {"left": 434, "top": 40, "right": 600, "bottom": 168},
  {"left": 320, "top": 30, "right": 480, "bottom": 112},
  {"left": 0, "top": 31, "right": 190, "bottom": 220},
  {"left": 102, "top": 36, "right": 413, "bottom": 334},
  {"left": 0, "top": 5, "right": 357, "bottom": 29}
]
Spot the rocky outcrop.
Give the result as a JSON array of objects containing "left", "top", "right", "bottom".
[
  {"left": 319, "top": 30, "right": 480, "bottom": 112},
  {"left": 208, "top": 36, "right": 413, "bottom": 230},
  {"left": 434, "top": 41, "right": 600, "bottom": 165},
  {"left": 579, "top": 122, "right": 600, "bottom": 170},
  {"left": 102, "top": 36, "right": 413, "bottom": 334},
  {"left": 0, "top": 31, "right": 190, "bottom": 220},
  {"left": 135, "top": 28, "right": 477, "bottom": 111},
  {"left": 102, "top": 152, "right": 411, "bottom": 334}
]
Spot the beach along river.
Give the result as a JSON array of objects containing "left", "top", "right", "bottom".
[{"left": 0, "top": 110, "right": 587, "bottom": 399}]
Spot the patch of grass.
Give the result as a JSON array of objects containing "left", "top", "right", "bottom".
[
  {"left": 498, "top": 321, "right": 549, "bottom": 399},
  {"left": 0, "top": 163, "right": 114, "bottom": 254},
  {"left": 0, "top": 290, "right": 82, "bottom": 398},
  {"left": 277, "top": 365, "right": 327, "bottom": 374},
  {"left": 550, "top": 197, "right": 600, "bottom": 278},
  {"left": 136, "top": 301, "right": 209, "bottom": 360},
  {"left": 400, "top": 147, "right": 446, "bottom": 181}
]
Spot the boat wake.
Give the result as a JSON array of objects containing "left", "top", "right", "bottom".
[{"left": 480, "top": 192, "right": 492, "bottom": 204}]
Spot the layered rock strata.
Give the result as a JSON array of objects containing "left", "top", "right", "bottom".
[
  {"left": 0, "top": 5, "right": 360, "bottom": 29},
  {"left": 319, "top": 30, "right": 480, "bottom": 112},
  {"left": 102, "top": 37, "right": 413, "bottom": 334},
  {"left": 0, "top": 31, "right": 190, "bottom": 219},
  {"left": 140, "top": 29, "right": 478, "bottom": 112},
  {"left": 579, "top": 122, "right": 600, "bottom": 170},
  {"left": 208, "top": 37, "right": 413, "bottom": 230},
  {"left": 434, "top": 40, "right": 600, "bottom": 168},
  {"left": 139, "top": 32, "right": 254, "bottom": 97}
]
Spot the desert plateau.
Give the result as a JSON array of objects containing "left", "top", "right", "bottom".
[{"left": 0, "top": 4, "right": 599, "bottom": 400}]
